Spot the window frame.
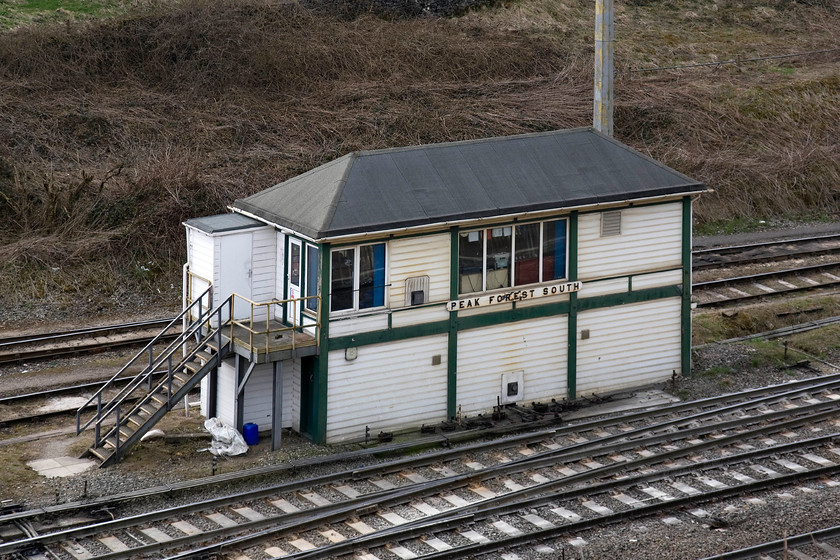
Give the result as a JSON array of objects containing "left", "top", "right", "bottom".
[
  {"left": 458, "top": 218, "right": 568, "bottom": 296},
  {"left": 330, "top": 242, "right": 387, "bottom": 313}
]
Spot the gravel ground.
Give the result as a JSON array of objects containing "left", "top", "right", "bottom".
[{"left": 3, "top": 224, "right": 840, "bottom": 558}]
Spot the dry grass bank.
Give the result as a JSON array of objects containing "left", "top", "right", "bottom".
[{"left": 0, "top": 0, "right": 838, "bottom": 314}]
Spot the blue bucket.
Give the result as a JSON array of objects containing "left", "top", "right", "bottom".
[{"left": 243, "top": 423, "right": 259, "bottom": 446}]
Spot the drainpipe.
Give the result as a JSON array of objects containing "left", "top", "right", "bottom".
[{"left": 594, "top": 0, "right": 614, "bottom": 136}]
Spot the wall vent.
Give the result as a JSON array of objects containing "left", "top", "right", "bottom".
[
  {"left": 405, "top": 276, "right": 430, "bottom": 306},
  {"left": 500, "top": 370, "right": 524, "bottom": 404},
  {"left": 601, "top": 210, "right": 622, "bottom": 237}
]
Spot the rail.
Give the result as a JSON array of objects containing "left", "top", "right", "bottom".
[
  {"left": 75, "top": 285, "right": 213, "bottom": 437},
  {"left": 228, "top": 293, "right": 320, "bottom": 357}
]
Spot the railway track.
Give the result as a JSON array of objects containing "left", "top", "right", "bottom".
[
  {"left": 700, "top": 525, "right": 840, "bottom": 559},
  {"left": 0, "top": 318, "right": 178, "bottom": 366},
  {"left": 692, "top": 232, "right": 840, "bottom": 271},
  {"left": 2, "top": 233, "right": 840, "bottom": 365},
  {"left": 692, "top": 261, "right": 840, "bottom": 308},
  {"left": 3, "top": 368, "right": 840, "bottom": 560}
]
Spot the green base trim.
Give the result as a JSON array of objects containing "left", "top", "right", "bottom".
[{"left": 328, "top": 287, "right": 681, "bottom": 351}]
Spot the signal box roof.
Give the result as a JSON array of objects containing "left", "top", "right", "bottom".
[{"left": 233, "top": 128, "right": 707, "bottom": 240}]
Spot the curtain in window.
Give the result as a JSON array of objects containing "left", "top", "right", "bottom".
[
  {"left": 514, "top": 223, "right": 540, "bottom": 285},
  {"left": 458, "top": 230, "right": 483, "bottom": 294},
  {"left": 331, "top": 248, "right": 354, "bottom": 311},
  {"left": 359, "top": 244, "right": 385, "bottom": 308},
  {"left": 543, "top": 219, "right": 567, "bottom": 280},
  {"left": 305, "top": 245, "right": 318, "bottom": 311}
]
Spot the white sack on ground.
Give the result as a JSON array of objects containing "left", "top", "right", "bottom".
[{"left": 200, "top": 417, "right": 248, "bottom": 456}]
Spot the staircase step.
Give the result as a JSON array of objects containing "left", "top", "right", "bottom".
[
  {"left": 88, "top": 447, "right": 112, "bottom": 463},
  {"left": 150, "top": 393, "right": 169, "bottom": 406},
  {"left": 127, "top": 411, "right": 151, "bottom": 428},
  {"left": 173, "top": 372, "right": 192, "bottom": 385},
  {"left": 196, "top": 350, "right": 215, "bottom": 362},
  {"left": 183, "top": 361, "right": 202, "bottom": 374}
]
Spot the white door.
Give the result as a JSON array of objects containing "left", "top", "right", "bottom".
[
  {"left": 220, "top": 233, "right": 253, "bottom": 320},
  {"left": 287, "top": 239, "right": 302, "bottom": 324}
]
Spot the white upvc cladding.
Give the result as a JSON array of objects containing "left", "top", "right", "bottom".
[
  {"left": 576, "top": 297, "right": 682, "bottom": 395},
  {"left": 186, "top": 229, "right": 214, "bottom": 285},
  {"left": 456, "top": 316, "right": 568, "bottom": 415},
  {"left": 330, "top": 312, "right": 390, "bottom": 337},
  {"left": 388, "top": 233, "right": 451, "bottom": 307},
  {"left": 215, "top": 359, "right": 237, "bottom": 427},
  {"left": 203, "top": 358, "right": 298, "bottom": 430},
  {"left": 390, "top": 305, "right": 449, "bottom": 328},
  {"left": 250, "top": 228, "right": 277, "bottom": 322},
  {"left": 325, "top": 334, "right": 449, "bottom": 442},
  {"left": 578, "top": 203, "right": 683, "bottom": 280}
]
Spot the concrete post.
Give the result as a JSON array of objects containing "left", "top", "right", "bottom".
[{"left": 594, "top": 0, "right": 614, "bottom": 136}]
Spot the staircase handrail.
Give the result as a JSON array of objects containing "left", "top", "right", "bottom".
[
  {"left": 95, "top": 308, "right": 229, "bottom": 452},
  {"left": 88, "top": 305, "right": 216, "bottom": 443},
  {"left": 228, "top": 293, "right": 320, "bottom": 356},
  {"left": 76, "top": 285, "right": 213, "bottom": 435}
]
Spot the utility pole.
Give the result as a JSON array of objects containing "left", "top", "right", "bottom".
[{"left": 594, "top": 0, "right": 614, "bottom": 136}]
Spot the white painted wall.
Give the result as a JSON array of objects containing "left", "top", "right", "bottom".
[
  {"left": 330, "top": 312, "right": 390, "bottom": 337},
  {"left": 214, "top": 358, "right": 236, "bottom": 427},
  {"left": 576, "top": 297, "right": 682, "bottom": 395},
  {"left": 578, "top": 203, "right": 683, "bottom": 280},
  {"left": 325, "top": 334, "right": 448, "bottom": 442},
  {"left": 457, "top": 316, "right": 568, "bottom": 415},
  {"left": 389, "top": 233, "right": 451, "bottom": 307}
]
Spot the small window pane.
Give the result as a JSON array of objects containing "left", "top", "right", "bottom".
[
  {"left": 514, "top": 223, "right": 540, "bottom": 286},
  {"left": 305, "top": 245, "right": 318, "bottom": 312},
  {"left": 359, "top": 243, "right": 385, "bottom": 309},
  {"left": 331, "top": 248, "right": 354, "bottom": 311},
  {"left": 289, "top": 243, "right": 301, "bottom": 287},
  {"left": 459, "top": 230, "right": 483, "bottom": 294},
  {"left": 542, "top": 219, "right": 567, "bottom": 280},
  {"left": 485, "top": 226, "right": 511, "bottom": 290}
]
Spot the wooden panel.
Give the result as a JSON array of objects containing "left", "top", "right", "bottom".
[
  {"left": 250, "top": 227, "right": 277, "bottom": 306},
  {"left": 187, "top": 229, "right": 214, "bottom": 281},
  {"left": 579, "top": 277, "right": 628, "bottom": 298},
  {"left": 578, "top": 203, "right": 683, "bottom": 280},
  {"left": 390, "top": 305, "right": 449, "bottom": 328},
  {"left": 329, "top": 312, "right": 390, "bottom": 337},
  {"left": 389, "top": 233, "right": 451, "bottom": 308},
  {"left": 243, "top": 363, "right": 273, "bottom": 428},
  {"left": 576, "top": 297, "right": 681, "bottom": 395},
  {"left": 457, "top": 316, "right": 568, "bottom": 415},
  {"left": 631, "top": 268, "right": 682, "bottom": 290},
  {"left": 215, "top": 359, "right": 236, "bottom": 427},
  {"left": 325, "top": 335, "right": 448, "bottom": 442}
]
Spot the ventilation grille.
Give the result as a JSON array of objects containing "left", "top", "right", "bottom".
[
  {"left": 405, "top": 276, "right": 430, "bottom": 306},
  {"left": 601, "top": 210, "right": 622, "bottom": 237}
]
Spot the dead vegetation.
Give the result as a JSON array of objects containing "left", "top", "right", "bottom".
[{"left": 0, "top": 0, "right": 838, "bottom": 313}]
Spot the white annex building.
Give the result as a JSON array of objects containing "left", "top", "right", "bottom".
[{"left": 77, "top": 128, "right": 709, "bottom": 464}]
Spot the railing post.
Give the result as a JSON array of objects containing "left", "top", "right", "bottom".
[
  {"left": 94, "top": 394, "right": 102, "bottom": 445},
  {"left": 167, "top": 354, "right": 173, "bottom": 401},
  {"left": 115, "top": 405, "right": 121, "bottom": 457}
]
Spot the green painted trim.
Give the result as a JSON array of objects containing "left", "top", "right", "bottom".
[
  {"left": 313, "top": 242, "right": 331, "bottom": 444},
  {"left": 282, "top": 235, "right": 289, "bottom": 324},
  {"left": 327, "top": 285, "right": 680, "bottom": 350},
  {"left": 681, "top": 196, "right": 692, "bottom": 376},
  {"left": 567, "top": 211, "right": 579, "bottom": 401},
  {"left": 447, "top": 227, "right": 459, "bottom": 419}
]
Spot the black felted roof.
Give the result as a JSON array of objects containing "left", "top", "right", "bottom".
[
  {"left": 233, "top": 128, "right": 707, "bottom": 240},
  {"left": 184, "top": 213, "right": 264, "bottom": 234}
]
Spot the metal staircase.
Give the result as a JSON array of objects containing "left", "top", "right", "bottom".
[{"left": 76, "top": 287, "right": 232, "bottom": 467}]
